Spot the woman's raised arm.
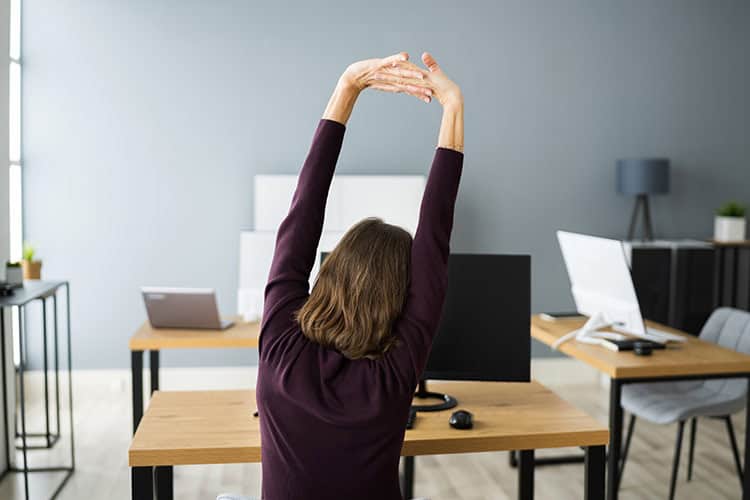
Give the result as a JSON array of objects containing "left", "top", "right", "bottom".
[
  {"left": 425, "top": 52, "right": 464, "bottom": 152},
  {"left": 389, "top": 53, "right": 464, "bottom": 382},
  {"left": 261, "top": 53, "right": 431, "bottom": 340}
]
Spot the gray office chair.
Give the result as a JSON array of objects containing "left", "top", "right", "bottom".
[{"left": 619, "top": 308, "right": 750, "bottom": 500}]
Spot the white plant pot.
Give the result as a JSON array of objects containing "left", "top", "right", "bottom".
[
  {"left": 5, "top": 266, "right": 23, "bottom": 286},
  {"left": 714, "top": 216, "right": 746, "bottom": 242}
]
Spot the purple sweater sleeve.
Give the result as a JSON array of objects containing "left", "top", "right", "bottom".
[
  {"left": 261, "top": 119, "right": 345, "bottom": 337},
  {"left": 389, "top": 148, "right": 463, "bottom": 384}
]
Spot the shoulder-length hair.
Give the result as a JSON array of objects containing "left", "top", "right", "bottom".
[{"left": 296, "top": 218, "right": 412, "bottom": 360}]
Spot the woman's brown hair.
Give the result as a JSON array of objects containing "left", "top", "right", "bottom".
[{"left": 296, "top": 217, "right": 412, "bottom": 359}]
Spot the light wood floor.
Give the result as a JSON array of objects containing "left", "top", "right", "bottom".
[{"left": 0, "top": 361, "right": 745, "bottom": 499}]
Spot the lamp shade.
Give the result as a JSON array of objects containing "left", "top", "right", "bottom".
[{"left": 616, "top": 158, "right": 670, "bottom": 195}]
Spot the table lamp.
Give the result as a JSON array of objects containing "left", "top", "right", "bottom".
[{"left": 616, "top": 158, "right": 670, "bottom": 241}]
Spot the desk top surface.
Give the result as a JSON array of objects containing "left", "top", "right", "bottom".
[
  {"left": 128, "top": 381, "right": 609, "bottom": 467},
  {"left": 129, "top": 318, "right": 260, "bottom": 351},
  {"left": 0, "top": 280, "right": 66, "bottom": 306},
  {"left": 531, "top": 315, "right": 750, "bottom": 379}
]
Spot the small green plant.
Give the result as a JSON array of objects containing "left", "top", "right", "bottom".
[
  {"left": 22, "top": 242, "right": 35, "bottom": 262},
  {"left": 6, "top": 261, "right": 20, "bottom": 267},
  {"left": 717, "top": 201, "right": 746, "bottom": 218}
]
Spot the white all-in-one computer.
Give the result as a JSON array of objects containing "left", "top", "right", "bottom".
[{"left": 554, "top": 231, "right": 685, "bottom": 349}]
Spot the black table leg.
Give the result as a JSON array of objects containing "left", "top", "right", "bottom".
[
  {"left": 150, "top": 350, "right": 160, "bottom": 395},
  {"left": 743, "top": 377, "right": 750, "bottom": 500},
  {"left": 0, "top": 308, "right": 9, "bottom": 470},
  {"left": 509, "top": 448, "right": 585, "bottom": 468},
  {"left": 585, "top": 445, "right": 606, "bottom": 500},
  {"left": 53, "top": 294, "right": 61, "bottom": 439},
  {"left": 132, "top": 466, "right": 153, "bottom": 500},
  {"left": 41, "top": 298, "right": 51, "bottom": 447},
  {"left": 17, "top": 305, "right": 30, "bottom": 500},
  {"left": 402, "top": 456, "right": 414, "bottom": 499},
  {"left": 155, "top": 465, "right": 173, "bottom": 500},
  {"left": 132, "top": 350, "right": 144, "bottom": 433},
  {"left": 518, "top": 449, "right": 534, "bottom": 500},
  {"left": 64, "top": 282, "right": 76, "bottom": 471},
  {"left": 607, "top": 380, "right": 623, "bottom": 500}
]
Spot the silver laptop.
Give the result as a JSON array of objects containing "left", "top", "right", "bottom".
[{"left": 141, "top": 287, "right": 233, "bottom": 329}]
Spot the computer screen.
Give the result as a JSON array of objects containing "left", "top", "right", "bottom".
[
  {"left": 557, "top": 230, "right": 645, "bottom": 335},
  {"left": 422, "top": 254, "right": 531, "bottom": 382},
  {"left": 318, "top": 252, "right": 531, "bottom": 382}
]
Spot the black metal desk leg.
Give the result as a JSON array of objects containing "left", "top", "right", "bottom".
[
  {"left": 150, "top": 350, "right": 160, "bottom": 394},
  {"left": 41, "top": 298, "right": 51, "bottom": 447},
  {"left": 132, "top": 466, "right": 153, "bottom": 500},
  {"left": 402, "top": 456, "right": 414, "bottom": 499},
  {"left": 155, "top": 465, "right": 173, "bottom": 500},
  {"left": 607, "top": 380, "right": 623, "bottom": 500},
  {"left": 53, "top": 294, "right": 61, "bottom": 438},
  {"left": 0, "top": 307, "right": 9, "bottom": 470},
  {"left": 743, "top": 377, "right": 750, "bottom": 500},
  {"left": 17, "top": 305, "right": 30, "bottom": 500},
  {"left": 132, "top": 350, "right": 144, "bottom": 433},
  {"left": 518, "top": 450, "right": 534, "bottom": 500},
  {"left": 65, "top": 282, "right": 76, "bottom": 470},
  {"left": 585, "top": 445, "right": 606, "bottom": 500}
]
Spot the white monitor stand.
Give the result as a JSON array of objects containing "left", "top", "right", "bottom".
[
  {"left": 551, "top": 312, "right": 626, "bottom": 349},
  {"left": 552, "top": 311, "right": 686, "bottom": 350}
]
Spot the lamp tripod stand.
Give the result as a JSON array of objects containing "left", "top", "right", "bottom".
[{"left": 627, "top": 194, "right": 654, "bottom": 241}]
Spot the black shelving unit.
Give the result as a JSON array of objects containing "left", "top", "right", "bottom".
[{"left": 0, "top": 280, "right": 75, "bottom": 500}]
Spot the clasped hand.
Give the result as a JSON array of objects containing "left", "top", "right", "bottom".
[{"left": 340, "top": 52, "right": 462, "bottom": 109}]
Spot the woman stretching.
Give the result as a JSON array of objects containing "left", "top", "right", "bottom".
[{"left": 257, "top": 51, "right": 463, "bottom": 499}]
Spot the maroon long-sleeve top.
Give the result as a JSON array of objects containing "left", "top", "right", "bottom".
[{"left": 256, "top": 119, "right": 463, "bottom": 499}]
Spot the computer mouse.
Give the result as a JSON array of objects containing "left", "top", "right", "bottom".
[
  {"left": 633, "top": 342, "right": 653, "bottom": 356},
  {"left": 449, "top": 410, "right": 473, "bottom": 430}
]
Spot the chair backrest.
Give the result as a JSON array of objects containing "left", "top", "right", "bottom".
[
  {"left": 699, "top": 308, "right": 750, "bottom": 354},
  {"left": 699, "top": 308, "right": 750, "bottom": 399}
]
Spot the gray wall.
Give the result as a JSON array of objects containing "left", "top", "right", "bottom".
[{"left": 22, "top": 0, "right": 750, "bottom": 368}]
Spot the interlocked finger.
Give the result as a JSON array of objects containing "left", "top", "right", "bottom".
[
  {"left": 372, "top": 72, "right": 432, "bottom": 96},
  {"left": 370, "top": 82, "right": 432, "bottom": 103},
  {"left": 381, "top": 61, "right": 428, "bottom": 81}
]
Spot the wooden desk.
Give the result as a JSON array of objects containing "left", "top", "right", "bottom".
[
  {"left": 532, "top": 315, "right": 750, "bottom": 379},
  {"left": 128, "top": 319, "right": 260, "bottom": 433},
  {"left": 531, "top": 315, "right": 750, "bottom": 500},
  {"left": 129, "top": 381, "right": 608, "bottom": 500}
]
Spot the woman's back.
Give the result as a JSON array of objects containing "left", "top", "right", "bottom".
[{"left": 257, "top": 316, "right": 412, "bottom": 499}]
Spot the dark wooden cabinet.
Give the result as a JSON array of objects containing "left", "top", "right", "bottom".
[{"left": 628, "top": 241, "right": 750, "bottom": 335}]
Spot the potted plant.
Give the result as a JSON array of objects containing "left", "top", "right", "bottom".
[
  {"left": 21, "top": 242, "right": 42, "bottom": 280},
  {"left": 5, "top": 261, "right": 23, "bottom": 286},
  {"left": 714, "top": 201, "right": 746, "bottom": 242}
]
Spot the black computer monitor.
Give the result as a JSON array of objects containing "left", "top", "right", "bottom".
[
  {"left": 413, "top": 254, "right": 531, "bottom": 411},
  {"left": 318, "top": 252, "right": 531, "bottom": 410}
]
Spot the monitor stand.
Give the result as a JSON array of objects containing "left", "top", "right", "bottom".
[
  {"left": 551, "top": 311, "right": 625, "bottom": 349},
  {"left": 550, "top": 311, "right": 685, "bottom": 350},
  {"left": 411, "top": 380, "right": 458, "bottom": 412}
]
